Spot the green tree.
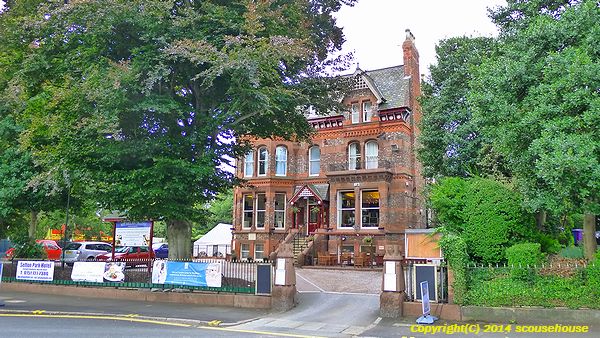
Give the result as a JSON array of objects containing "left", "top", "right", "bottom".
[
  {"left": 419, "top": 36, "right": 501, "bottom": 178},
  {"left": 470, "top": 0, "right": 600, "bottom": 258},
  {"left": 0, "top": 0, "right": 354, "bottom": 259}
]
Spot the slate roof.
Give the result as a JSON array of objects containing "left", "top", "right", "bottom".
[
  {"left": 292, "top": 184, "right": 330, "bottom": 202},
  {"left": 303, "top": 65, "right": 410, "bottom": 118},
  {"left": 366, "top": 65, "right": 411, "bottom": 111}
]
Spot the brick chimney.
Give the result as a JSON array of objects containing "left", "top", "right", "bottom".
[{"left": 402, "top": 29, "right": 421, "bottom": 121}]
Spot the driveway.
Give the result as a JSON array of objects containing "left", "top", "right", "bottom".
[{"left": 296, "top": 267, "right": 382, "bottom": 294}]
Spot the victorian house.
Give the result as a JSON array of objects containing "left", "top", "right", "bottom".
[{"left": 232, "top": 30, "right": 425, "bottom": 264}]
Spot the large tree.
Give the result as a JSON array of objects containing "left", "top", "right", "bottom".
[
  {"left": 0, "top": 0, "right": 354, "bottom": 259},
  {"left": 469, "top": 0, "right": 600, "bottom": 258}
]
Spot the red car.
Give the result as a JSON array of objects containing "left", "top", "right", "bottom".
[
  {"left": 5, "top": 240, "right": 62, "bottom": 260},
  {"left": 96, "top": 246, "right": 154, "bottom": 266}
]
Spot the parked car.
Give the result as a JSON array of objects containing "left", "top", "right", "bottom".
[
  {"left": 62, "top": 241, "right": 112, "bottom": 265},
  {"left": 5, "top": 240, "right": 62, "bottom": 260},
  {"left": 152, "top": 243, "right": 168, "bottom": 259},
  {"left": 36, "top": 239, "right": 62, "bottom": 260},
  {"left": 96, "top": 246, "right": 154, "bottom": 266}
]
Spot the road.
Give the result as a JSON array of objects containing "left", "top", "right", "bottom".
[{"left": 1, "top": 267, "right": 599, "bottom": 337}]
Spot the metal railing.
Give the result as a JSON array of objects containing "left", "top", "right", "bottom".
[{"left": 0, "top": 257, "right": 265, "bottom": 294}]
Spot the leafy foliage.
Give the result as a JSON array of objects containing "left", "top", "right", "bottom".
[
  {"left": 430, "top": 177, "right": 537, "bottom": 263},
  {"left": 437, "top": 231, "right": 469, "bottom": 304},
  {"left": 506, "top": 242, "right": 543, "bottom": 281}
]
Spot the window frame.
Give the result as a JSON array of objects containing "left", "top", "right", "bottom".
[
  {"left": 365, "top": 140, "right": 379, "bottom": 169},
  {"left": 348, "top": 142, "right": 361, "bottom": 170},
  {"left": 351, "top": 103, "right": 360, "bottom": 124},
  {"left": 244, "top": 150, "right": 254, "bottom": 177},
  {"left": 362, "top": 101, "right": 372, "bottom": 122},
  {"left": 274, "top": 193, "right": 286, "bottom": 229},
  {"left": 242, "top": 194, "right": 253, "bottom": 229},
  {"left": 361, "top": 190, "right": 380, "bottom": 228},
  {"left": 254, "top": 243, "right": 264, "bottom": 260},
  {"left": 241, "top": 243, "right": 250, "bottom": 260},
  {"left": 338, "top": 191, "right": 356, "bottom": 228},
  {"left": 258, "top": 147, "right": 268, "bottom": 176},
  {"left": 275, "top": 146, "right": 287, "bottom": 176},
  {"left": 255, "top": 193, "right": 266, "bottom": 229},
  {"left": 309, "top": 146, "right": 320, "bottom": 176}
]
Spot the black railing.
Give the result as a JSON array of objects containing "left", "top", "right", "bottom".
[
  {"left": 327, "top": 159, "right": 392, "bottom": 172},
  {"left": 0, "top": 257, "right": 264, "bottom": 294}
]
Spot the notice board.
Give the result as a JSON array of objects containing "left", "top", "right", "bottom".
[
  {"left": 413, "top": 264, "right": 437, "bottom": 302},
  {"left": 256, "top": 264, "right": 272, "bottom": 295}
]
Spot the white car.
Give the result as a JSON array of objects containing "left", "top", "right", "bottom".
[{"left": 62, "top": 241, "right": 112, "bottom": 265}]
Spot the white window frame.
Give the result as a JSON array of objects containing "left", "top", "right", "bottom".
[
  {"left": 309, "top": 146, "right": 320, "bottom": 176},
  {"left": 363, "top": 101, "right": 372, "bottom": 122},
  {"left": 274, "top": 193, "right": 286, "bottom": 228},
  {"left": 348, "top": 142, "right": 361, "bottom": 170},
  {"left": 351, "top": 103, "right": 360, "bottom": 124},
  {"left": 241, "top": 243, "right": 250, "bottom": 260},
  {"left": 242, "top": 194, "right": 253, "bottom": 229},
  {"left": 254, "top": 243, "right": 264, "bottom": 260},
  {"left": 275, "top": 146, "right": 287, "bottom": 176},
  {"left": 244, "top": 150, "right": 254, "bottom": 177},
  {"left": 361, "top": 190, "right": 380, "bottom": 228},
  {"left": 255, "top": 193, "right": 266, "bottom": 228},
  {"left": 258, "top": 147, "right": 268, "bottom": 176},
  {"left": 365, "top": 141, "right": 378, "bottom": 169},
  {"left": 338, "top": 191, "right": 355, "bottom": 228}
]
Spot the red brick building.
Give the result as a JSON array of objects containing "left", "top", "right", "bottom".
[{"left": 232, "top": 29, "right": 425, "bottom": 264}]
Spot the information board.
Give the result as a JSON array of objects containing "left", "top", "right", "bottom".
[{"left": 256, "top": 264, "right": 272, "bottom": 295}]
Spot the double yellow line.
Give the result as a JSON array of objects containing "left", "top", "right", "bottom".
[{"left": 0, "top": 312, "right": 324, "bottom": 338}]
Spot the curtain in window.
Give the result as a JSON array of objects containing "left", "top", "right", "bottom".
[
  {"left": 275, "top": 146, "right": 287, "bottom": 176},
  {"left": 309, "top": 146, "right": 320, "bottom": 175},
  {"left": 365, "top": 141, "right": 378, "bottom": 169}
]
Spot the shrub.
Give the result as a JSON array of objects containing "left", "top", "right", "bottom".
[
  {"left": 438, "top": 232, "right": 469, "bottom": 304},
  {"left": 506, "top": 242, "right": 543, "bottom": 281},
  {"left": 559, "top": 246, "right": 584, "bottom": 259},
  {"left": 536, "top": 233, "right": 561, "bottom": 254},
  {"left": 10, "top": 233, "right": 46, "bottom": 259},
  {"left": 429, "top": 177, "right": 537, "bottom": 264},
  {"left": 585, "top": 253, "right": 600, "bottom": 296}
]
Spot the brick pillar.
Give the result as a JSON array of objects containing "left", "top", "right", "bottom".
[
  {"left": 380, "top": 244, "right": 405, "bottom": 317},
  {"left": 272, "top": 243, "right": 296, "bottom": 311},
  {"left": 447, "top": 267, "right": 455, "bottom": 304}
]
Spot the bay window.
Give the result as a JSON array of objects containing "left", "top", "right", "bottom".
[
  {"left": 339, "top": 191, "right": 356, "bottom": 228},
  {"left": 361, "top": 190, "right": 380, "bottom": 227},
  {"left": 258, "top": 147, "right": 268, "bottom": 176},
  {"left": 242, "top": 194, "right": 253, "bottom": 229},
  {"left": 274, "top": 193, "right": 286, "bottom": 228},
  {"left": 256, "top": 193, "right": 266, "bottom": 228},
  {"left": 275, "top": 146, "right": 287, "bottom": 176}
]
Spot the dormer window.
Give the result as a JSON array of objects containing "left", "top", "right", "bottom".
[
  {"left": 363, "top": 101, "right": 372, "bottom": 122},
  {"left": 349, "top": 100, "right": 373, "bottom": 124},
  {"left": 351, "top": 103, "right": 360, "bottom": 124}
]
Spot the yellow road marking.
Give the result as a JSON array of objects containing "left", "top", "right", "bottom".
[
  {"left": 0, "top": 313, "right": 191, "bottom": 327},
  {"left": 32, "top": 310, "right": 46, "bottom": 315},
  {"left": 124, "top": 314, "right": 139, "bottom": 318},
  {"left": 207, "top": 319, "right": 222, "bottom": 326},
  {"left": 0, "top": 313, "right": 322, "bottom": 337}
]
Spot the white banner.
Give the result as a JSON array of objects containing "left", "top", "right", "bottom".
[
  {"left": 71, "top": 262, "right": 106, "bottom": 283},
  {"left": 115, "top": 222, "right": 152, "bottom": 246},
  {"left": 71, "top": 262, "right": 125, "bottom": 283},
  {"left": 16, "top": 261, "right": 54, "bottom": 281}
]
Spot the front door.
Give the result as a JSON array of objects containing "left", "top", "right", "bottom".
[{"left": 307, "top": 198, "right": 319, "bottom": 235}]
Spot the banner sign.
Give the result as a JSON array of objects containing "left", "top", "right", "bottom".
[
  {"left": 115, "top": 221, "right": 152, "bottom": 246},
  {"left": 0, "top": 263, "right": 3, "bottom": 284},
  {"left": 420, "top": 281, "right": 431, "bottom": 316},
  {"left": 152, "top": 261, "right": 221, "bottom": 287},
  {"left": 16, "top": 261, "right": 54, "bottom": 281},
  {"left": 71, "top": 262, "right": 125, "bottom": 283}
]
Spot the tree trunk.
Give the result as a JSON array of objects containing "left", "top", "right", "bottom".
[
  {"left": 28, "top": 210, "right": 39, "bottom": 240},
  {"left": 583, "top": 213, "right": 597, "bottom": 260},
  {"left": 534, "top": 210, "right": 546, "bottom": 231},
  {"left": 167, "top": 219, "right": 192, "bottom": 260}
]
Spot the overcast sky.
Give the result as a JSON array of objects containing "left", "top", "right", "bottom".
[{"left": 335, "top": 0, "right": 506, "bottom": 76}]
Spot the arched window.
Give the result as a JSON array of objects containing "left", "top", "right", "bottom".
[
  {"left": 365, "top": 141, "right": 378, "bottom": 169},
  {"left": 244, "top": 150, "right": 254, "bottom": 177},
  {"left": 258, "top": 147, "right": 268, "bottom": 176},
  {"left": 275, "top": 146, "right": 287, "bottom": 176},
  {"left": 348, "top": 142, "right": 361, "bottom": 170},
  {"left": 309, "top": 146, "right": 320, "bottom": 176}
]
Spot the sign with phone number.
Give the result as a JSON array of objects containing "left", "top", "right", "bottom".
[{"left": 16, "top": 261, "right": 54, "bottom": 281}]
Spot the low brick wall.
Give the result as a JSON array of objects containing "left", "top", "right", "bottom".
[
  {"left": 1, "top": 282, "right": 272, "bottom": 309},
  {"left": 402, "top": 301, "right": 461, "bottom": 321}
]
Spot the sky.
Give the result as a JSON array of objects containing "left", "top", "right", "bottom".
[{"left": 335, "top": 0, "right": 507, "bottom": 77}]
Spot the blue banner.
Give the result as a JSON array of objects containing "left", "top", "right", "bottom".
[{"left": 152, "top": 261, "right": 222, "bottom": 287}]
